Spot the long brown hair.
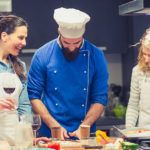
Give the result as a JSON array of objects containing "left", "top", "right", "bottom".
[{"left": 0, "top": 15, "right": 28, "bottom": 80}]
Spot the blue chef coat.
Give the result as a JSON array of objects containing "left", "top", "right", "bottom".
[{"left": 27, "top": 38, "right": 109, "bottom": 137}]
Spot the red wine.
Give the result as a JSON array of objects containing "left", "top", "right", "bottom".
[
  {"left": 3, "top": 88, "right": 15, "bottom": 94},
  {"left": 32, "top": 124, "right": 41, "bottom": 130}
]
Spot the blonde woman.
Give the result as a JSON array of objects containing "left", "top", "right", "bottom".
[{"left": 126, "top": 28, "right": 150, "bottom": 128}]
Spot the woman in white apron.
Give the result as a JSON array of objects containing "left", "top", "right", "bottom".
[
  {"left": 126, "top": 27, "right": 150, "bottom": 128},
  {"left": 0, "top": 15, "right": 32, "bottom": 145}
]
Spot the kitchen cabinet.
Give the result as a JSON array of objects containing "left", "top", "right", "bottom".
[
  {"left": 121, "top": 15, "right": 150, "bottom": 100},
  {"left": 12, "top": 0, "right": 61, "bottom": 49},
  {"left": 12, "top": 0, "right": 127, "bottom": 53},
  {"left": 63, "top": 0, "right": 128, "bottom": 53},
  {"left": 133, "top": 15, "right": 150, "bottom": 44}
]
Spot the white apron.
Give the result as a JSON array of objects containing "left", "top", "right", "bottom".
[
  {"left": 138, "top": 76, "right": 150, "bottom": 127},
  {"left": 0, "top": 72, "right": 22, "bottom": 145}
]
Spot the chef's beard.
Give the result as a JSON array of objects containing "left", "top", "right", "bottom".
[{"left": 60, "top": 40, "right": 81, "bottom": 61}]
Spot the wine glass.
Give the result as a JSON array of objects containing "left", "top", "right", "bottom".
[
  {"left": 2, "top": 73, "right": 16, "bottom": 96},
  {"left": 3, "top": 87, "right": 15, "bottom": 94},
  {"left": 31, "top": 114, "right": 41, "bottom": 147},
  {"left": 1, "top": 73, "right": 17, "bottom": 110}
]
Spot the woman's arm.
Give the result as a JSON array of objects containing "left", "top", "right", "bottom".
[{"left": 126, "top": 66, "right": 140, "bottom": 127}]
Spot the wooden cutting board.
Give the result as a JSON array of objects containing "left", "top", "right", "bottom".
[{"left": 61, "top": 145, "right": 103, "bottom": 150}]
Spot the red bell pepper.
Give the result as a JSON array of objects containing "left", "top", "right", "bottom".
[{"left": 48, "top": 142, "right": 60, "bottom": 150}]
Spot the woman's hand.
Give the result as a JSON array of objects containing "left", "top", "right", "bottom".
[
  {"left": 126, "top": 125, "right": 132, "bottom": 129},
  {"left": 0, "top": 98, "right": 15, "bottom": 111}
]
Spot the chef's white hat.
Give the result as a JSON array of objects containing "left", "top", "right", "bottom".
[{"left": 54, "top": 7, "right": 90, "bottom": 39}]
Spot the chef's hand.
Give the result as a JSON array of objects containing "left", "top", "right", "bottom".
[
  {"left": 50, "top": 125, "right": 69, "bottom": 140},
  {"left": 69, "top": 128, "right": 81, "bottom": 139},
  {"left": 60, "top": 126, "right": 70, "bottom": 140},
  {"left": 0, "top": 98, "right": 15, "bottom": 111}
]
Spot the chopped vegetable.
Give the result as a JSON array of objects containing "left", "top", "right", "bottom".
[
  {"left": 48, "top": 142, "right": 60, "bottom": 150},
  {"left": 96, "top": 130, "right": 110, "bottom": 140},
  {"left": 121, "top": 141, "right": 139, "bottom": 150},
  {"left": 96, "top": 130, "right": 110, "bottom": 144}
]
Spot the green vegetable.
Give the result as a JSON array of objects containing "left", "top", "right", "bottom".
[
  {"left": 121, "top": 141, "right": 139, "bottom": 150},
  {"left": 113, "top": 105, "right": 127, "bottom": 119}
]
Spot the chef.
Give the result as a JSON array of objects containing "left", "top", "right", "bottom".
[{"left": 27, "top": 7, "right": 109, "bottom": 140}]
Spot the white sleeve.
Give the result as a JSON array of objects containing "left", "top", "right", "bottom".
[{"left": 126, "top": 66, "right": 140, "bottom": 127}]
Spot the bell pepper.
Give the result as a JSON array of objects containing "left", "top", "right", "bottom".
[{"left": 48, "top": 142, "right": 60, "bottom": 150}]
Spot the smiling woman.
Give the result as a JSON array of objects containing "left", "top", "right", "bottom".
[
  {"left": 0, "top": 15, "right": 32, "bottom": 145},
  {"left": 0, "top": 15, "right": 28, "bottom": 80}
]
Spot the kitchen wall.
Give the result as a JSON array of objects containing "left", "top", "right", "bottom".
[
  {"left": 12, "top": 0, "right": 127, "bottom": 54},
  {"left": 105, "top": 53, "right": 122, "bottom": 86},
  {"left": 20, "top": 52, "right": 123, "bottom": 86}
]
